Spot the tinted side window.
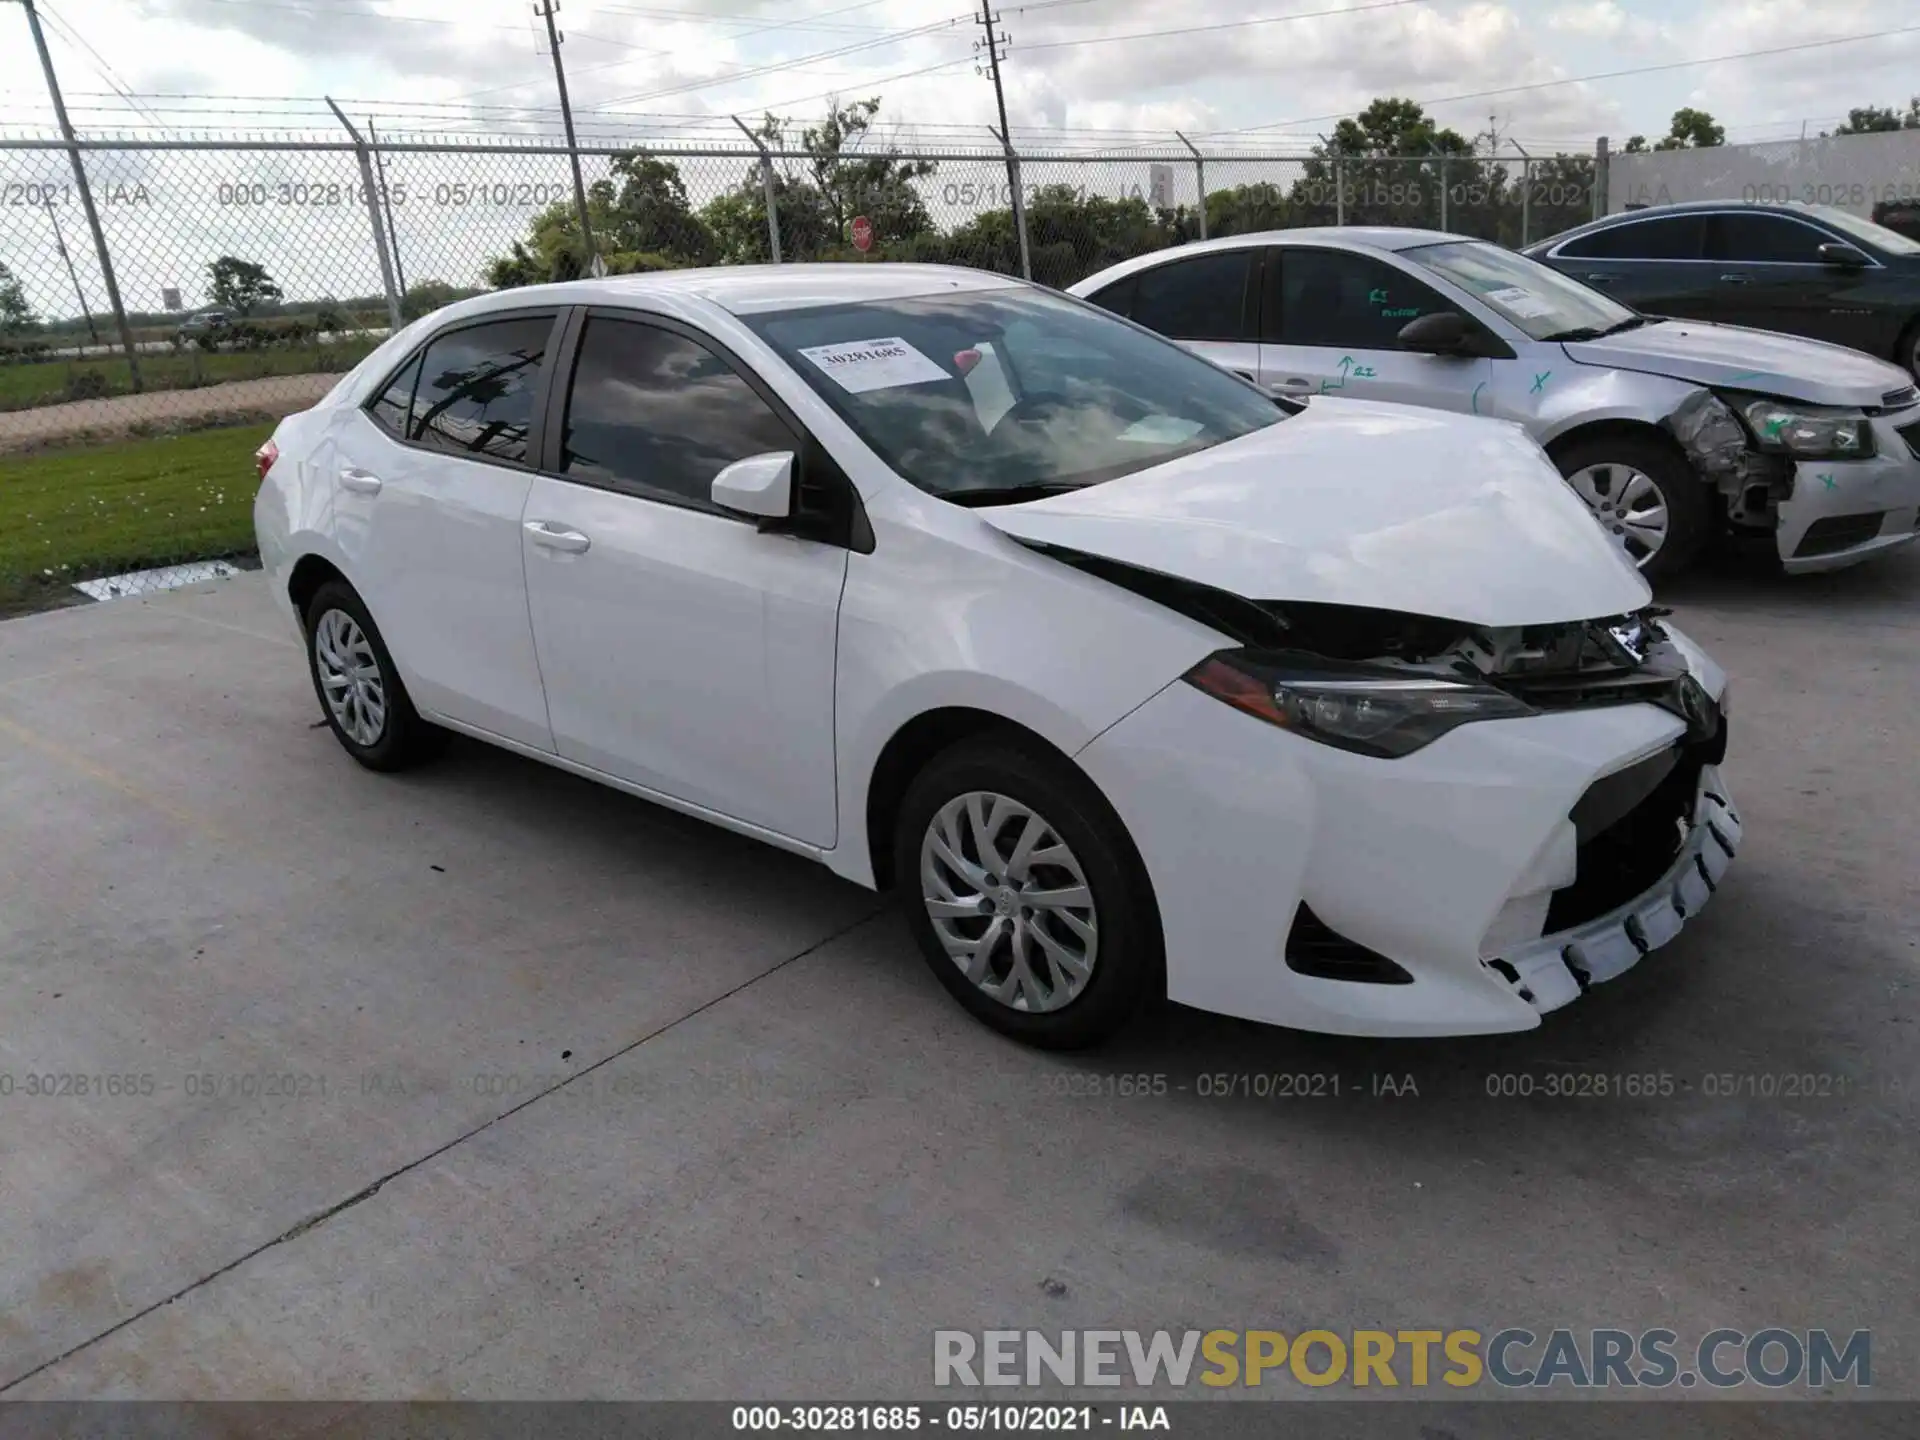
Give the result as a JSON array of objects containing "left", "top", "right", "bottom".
[
  {"left": 561, "top": 316, "right": 795, "bottom": 510},
  {"left": 1129, "top": 252, "right": 1252, "bottom": 341},
  {"left": 367, "top": 352, "right": 421, "bottom": 439},
  {"left": 1273, "top": 249, "right": 1455, "bottom": 348},
  {"left": 1706, "top": 212, "right": 1829, "bottom": 263},
  {"left": 1559, "top": 215, "right": 1705, "bottom": 260},
  {"left": 1086, "top": 274, "right": 1137, "bottom": 317},
  {"left": 410, "top": 315, "right": 552, "bottom": 465}
]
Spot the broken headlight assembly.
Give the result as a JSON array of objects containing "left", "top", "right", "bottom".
[
  {"left": 1184, "top": 651, "right": 1535, "bottom": 759},
  {"left": 1739, "top": 398, "right": 1875, "bottom": 460}
]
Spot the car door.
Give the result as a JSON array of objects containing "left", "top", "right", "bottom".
[
  {"left": 1082, "top": 249, "right": 1262, "bottom": 386},
  {"left": 1548, "top": 212, "right": 1709, "bottom": 318},
  {"left": 332, "top": 311, "right": 559, "bottom": 751},
  {"left": 1258, "top": 245, "right": 1492, "bottom": 411},
  {"left": 1701, "top": 209, "right": 1878, "bottom": 346},
  {"left": 519, "top": 309, "right": 849, "bottom": 848}
]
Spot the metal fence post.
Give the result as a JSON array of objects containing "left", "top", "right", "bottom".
[
  {"left": 733, "top": 115, "right": 782, "bottom": 263},
  {"left": 22, "top": 0, "right": 141, "bottom": 389},
  {"left": 1594, "top": 136, "right": 1610, "bottom": 220},
  {"left": 1437, "top": 151, "right": 1448, "bottom": 231},
  {"left": 1516, "top": 147, "right": 1533, "bottom": 246},
  {"left": 1334, "top": 152, "right": 1345, "bottom": 226},
  {"left": 1177, "top": 130, "right": 1206, "bottom": 240},
  {"left": 991, "top": 126, "right": 1031, "bottom": 280},
  {"left": 327, "top": 99, "right": 402, "bottom": 329}
]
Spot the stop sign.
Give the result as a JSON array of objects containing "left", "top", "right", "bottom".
[{"left": 851, "top": 215, "right": 874, "bottom": 253}]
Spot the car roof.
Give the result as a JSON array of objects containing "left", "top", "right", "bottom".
[
  {"left": 440, "top": 263, "right": 1027, "bottom": 322},
  {"left": 1063, "top": 227, "right": 1472, "bottom": 294},
  {"left": 1529, "top": 199, "right": 1870, "bottom": 249}
]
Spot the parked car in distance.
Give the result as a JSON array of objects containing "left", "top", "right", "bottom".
[
  {"left": 1872, "top": 199, "right": 1920, "bottom": 245},
  {"left": 1522, "top": 201, "right": 1920, "bottom": 383},
  {"left": 1070, "top": 229, "right": 1920, "bottom": 580},
  {"left": 256, "top": 264, "right": 1738, "bottom": 1049},
  {"left": 177, "top": 308, "right": 231, "bottom": 339}
]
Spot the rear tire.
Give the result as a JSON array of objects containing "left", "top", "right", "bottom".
[
  {"left": 894, "top": 733, "right": 1161, "bottom": 1050},
  {"left": 1552, "top": 433, "right": 1712, "bottom": 583},
  {"left": 1898, "top": 316, "right": 1920, "bottom": 385},
  {"left": 303, "top": 579, "right": 445, "bottom": 772}
]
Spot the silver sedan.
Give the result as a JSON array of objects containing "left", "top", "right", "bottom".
[{"left": 1070, "top": 228, "right": 1920, "bottom": 580}]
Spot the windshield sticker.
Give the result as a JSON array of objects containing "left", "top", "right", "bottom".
[
  {"left": 798, "top": 336, "right": 950, "bottom": 393},
  {"left": 1484, "top": 285, "right": 1557, "bottom": 320},
  {"left": 1116, "top": 415, "right": 1205, "bottom": 445}
]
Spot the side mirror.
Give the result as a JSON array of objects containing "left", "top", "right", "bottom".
[
  {"left": 711, "top": 451, "right": 795, "bottom": 520},
  {"left": 1397, "top": 311, "right": 1482, "bottom": 356},
  {"left": 1816, "top": 241, "right": 1869, "bottom": 268}
]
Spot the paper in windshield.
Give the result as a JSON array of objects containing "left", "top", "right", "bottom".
[
  {"left": 1482, "top": 286, "right": 1557, "bottom": 320},
  {"left": 799, "top": 337, "right": 950, "bottom": 394}
]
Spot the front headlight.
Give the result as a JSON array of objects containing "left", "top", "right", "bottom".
[
  {"left": 1184, "top": 651, "right": 1536, "bottom": 759},
  {"left": 1740, "top": 398, "right": 1875, "bottom": 460}
]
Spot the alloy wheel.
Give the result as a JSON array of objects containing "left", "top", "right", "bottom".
[
  {"left": 313, "top": 607, "right": 387, "bottom": 747},
  {"left": 919, "top": 791, "right": 1098, "bottom": 1013},
  {"left": 1564, "top": 462, "right": 1670, "bottom": 568}
]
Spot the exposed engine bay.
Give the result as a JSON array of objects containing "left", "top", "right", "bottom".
[{"left": 1031, "top": 541, "right": 1724, "bottom": 745}]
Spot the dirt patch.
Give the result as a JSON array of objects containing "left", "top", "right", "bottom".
[{"left": 0, "top": 374, "right": 338, "bottom": 456}]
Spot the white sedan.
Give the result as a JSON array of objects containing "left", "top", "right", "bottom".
[{"left": 254, "top": 264, "right": 1740, "bottom": 1048}]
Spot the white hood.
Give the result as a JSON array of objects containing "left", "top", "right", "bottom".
[
  {"left": 977, "top": 398, "right": 1652, "bottom": 628},
  {"left": 1563, "top": 319, "right": 1914, "bottom": 407}
]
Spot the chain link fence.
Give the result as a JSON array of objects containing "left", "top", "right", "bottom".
[{"left": 0, "top": 128, "right": 1601, "bottom": 611}]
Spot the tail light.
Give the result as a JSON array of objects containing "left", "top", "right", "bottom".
[{"left": 255, "top": 438, "right": 279, "bottom": 481}]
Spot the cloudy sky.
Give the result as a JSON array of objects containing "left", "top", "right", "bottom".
[{"left": 2, "top": 0, "right": 1919, "bottom": 151}]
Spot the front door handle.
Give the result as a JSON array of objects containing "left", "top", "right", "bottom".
[
  {"left": 1272, "top": 378, "right": 1315, "bottom": 396},
  {"left": 1582, "top": 273, "right": 1616, "bottom": 285},
  {"left": 524, "top": 520, "right": 591, "bottom": 554},
  {"left": 338, "top": 466, "right": 383, "bottom": 495},
  {"left": 1718, "top": 273, "right": 1752, "bottom": 284}
]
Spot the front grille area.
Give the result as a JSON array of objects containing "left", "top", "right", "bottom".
[
  {"left": 1284, "top": 905, "right": 1413, "bottom": 984},
  {"left": 1794, "top": 512, "right": 1888, "bottom": 557},
  {"left": 1544, "top": 718, "right": 1728, "bottom": 933},
  {"left": 1897, "top": 417, "right": 1920, "bottom": 460}
]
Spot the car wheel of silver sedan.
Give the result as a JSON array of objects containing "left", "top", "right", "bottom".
[
  {"left": 1552, "top": 434, "right": 1710, "bottom": 582},
  {"left": 894, "top": 734, "right": 1162, "bottom": 1049},
  {"left": 302, "top": 578, "right": 445, "bottom": 772}
]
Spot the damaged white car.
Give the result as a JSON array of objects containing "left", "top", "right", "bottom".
[
  {"left": 255, "top": 265, "right": 1738, "bottom": 1048},
  {"left": 1070, "top": 229, "right": 1920, "bottom": 579}
]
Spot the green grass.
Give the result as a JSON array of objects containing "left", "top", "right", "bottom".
[
  {"left": 0, "top": 341, "right": 382, "bottom": 411},
  {"left": 0, "top": 422, "right": 270, "bottom": 612}
]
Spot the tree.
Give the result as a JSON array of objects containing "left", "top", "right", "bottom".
[
  {"left": 401, "top": 279, "right": 474, "bottom": 321},
  {"left": 485, "top": 150, "right": 714, "bottom": 289},
  {"left": 0, "top": 261, "right": 37, "bottom": 336},
  {"left": 799, "top": 97, "right": 935, "bottom": 246},
  {"left": 1290, "top": 97, "right": 1476, "bottom": 232},
  {"left": 1833, "top": 99, "right": 1920, "bottom": 134},
  {"left": 207, "top": 255, "right": 283, "bottom": 315},
  {"left": 1622, "top": 135, "right": 1649, "bottom": 153},
  {"left": 1206, "top": 182, "right": 1292, "bottom": 237},
  {"left": 1652, "top": 108, "right": 1724, "bottom": 150}
]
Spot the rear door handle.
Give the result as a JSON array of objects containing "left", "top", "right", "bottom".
[
  {"left": 1718, "top": 273, "right": 1752, "bottom": 284},
  {"left": 338, "top": 466, "right": 383, "bottom": 495},
  {"left": 1582, "top": 273, "right": 1616, "bottom": 285},
  {"left": 524, "top": 520, "right": 591, "bottom": 554}
]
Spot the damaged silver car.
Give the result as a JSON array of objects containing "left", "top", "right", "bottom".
[{"left": 1069, "top": 229, "right": 1920, "bottom": 579}]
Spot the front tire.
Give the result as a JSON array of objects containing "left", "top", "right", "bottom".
[
  {"left": 303, "top": 579, "right": 444, "bottom": 772},
  {"left": 894, "top": 734, "right": 1161, "bottom": 1050},
  {"left": 1553, "top": 433, "right": 1711, "bottom": 582}
]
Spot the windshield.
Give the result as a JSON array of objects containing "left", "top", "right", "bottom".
[
  {"left": 1804, "top": 204, "right": 1920, "bottom": 256},
  {"left": 1403, "top": 239, "right": 1641, "bottom": 340},
  {"left": 744, "top": 286, "right": 1284, "bottom": 500}
]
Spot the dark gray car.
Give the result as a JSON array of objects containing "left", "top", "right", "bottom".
[{"left": 1523, "top": 202, "right": 1920, "bottom": 382}]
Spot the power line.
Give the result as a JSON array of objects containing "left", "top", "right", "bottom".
[
  {"left": 1211, "top": 22, "right": 1920, "bottom": 136},
  {"left": 1018, "top": 0, "right": 1425, "bottom": 54}
]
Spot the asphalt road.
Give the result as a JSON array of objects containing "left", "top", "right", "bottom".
[{"left": 0, "top": 557, "right": 1915, "bottom": 1416}]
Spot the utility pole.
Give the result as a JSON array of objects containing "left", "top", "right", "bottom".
[
  {"left": 17, "top": 0, "right": 141, "bottom": 387},
  {"left": 975, "top": 0, "right": 1029, "bottom": 279},
  {"left": 535, "top": 0, "right": 598, "bottom": 271}
]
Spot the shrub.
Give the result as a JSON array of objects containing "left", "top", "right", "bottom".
[{"left": 65, "top": 369, "right": 110, "bottom": 400}]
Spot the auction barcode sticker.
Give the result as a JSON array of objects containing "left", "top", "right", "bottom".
[{"left": 799, "top": 336, "right": 950, "bottom": 393}]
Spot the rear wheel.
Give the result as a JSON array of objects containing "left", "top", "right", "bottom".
[
  {"left": 1553, "top": 434, "right": 1711, "bottom": 582},
  {"left": 894, "top": 735, "right": 1160, "bottom": 1050},
  {"left": 303, "top": 579, "right": 444, "bottom": 772},
  {"left": 1899, "top": 316, "right": 1920, "bottom": 384}
]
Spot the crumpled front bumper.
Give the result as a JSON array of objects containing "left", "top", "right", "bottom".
[{"left": 1485, "top": 765, "right": 1741, "bottom": 1014}]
